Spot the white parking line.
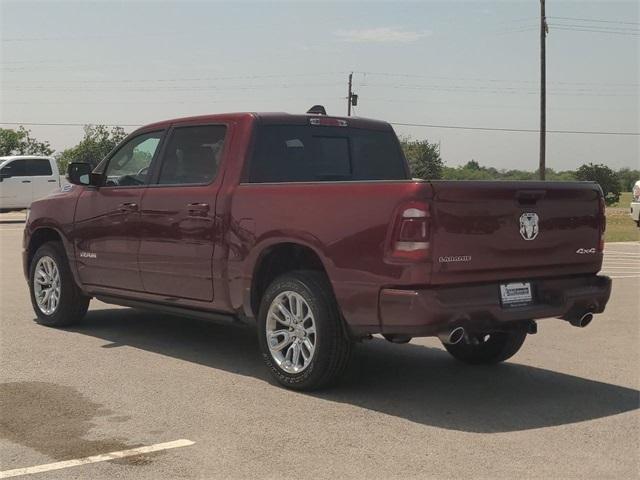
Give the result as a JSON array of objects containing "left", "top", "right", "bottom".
[{"left": 0, "top": 439, "right": 195, "bottom": 479}]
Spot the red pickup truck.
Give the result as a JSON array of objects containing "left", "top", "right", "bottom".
[{"left": 23, "top": 111, "right": 612, "bottom": 390}]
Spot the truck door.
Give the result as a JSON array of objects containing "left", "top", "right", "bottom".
[
  {"left": 74, "top": 131, "right": 164, "bottom": 291},
  {"left": 138, "top": 124, "right": 227, "bottom": 302},
  {"left": 0, "top": 159, "right": 32, "bottom": 209},
  {"left": 29, "top": 158, "right": 59, "bottom": 202}
]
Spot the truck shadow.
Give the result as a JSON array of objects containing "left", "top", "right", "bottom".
[{"left": 69, "top": 308, "right": 639, "bottom": 433}]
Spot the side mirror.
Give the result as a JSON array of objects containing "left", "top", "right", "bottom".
[{"left": 67, "top": 162, "right": 93, "bottom": 186}]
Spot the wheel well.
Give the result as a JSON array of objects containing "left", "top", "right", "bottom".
[
  {"left": 28, "top": 228, "right": 62, "bottom": 268},
  {"left": 251, "top": 243, "right": 327, "bottom": 316}
]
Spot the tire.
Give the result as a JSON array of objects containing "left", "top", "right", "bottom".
[
  {"left": 29, "top": 241, "right": 90, "bottom": 327},
  {"left": 257, "top": 271, "right": 352, "bottom": 390},
  {"left": 443, "top": 327, "right": 527, "bottom": 365}
]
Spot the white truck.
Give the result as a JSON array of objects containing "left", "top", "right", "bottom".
[
  {"left": 631, "top": 180, "right": 640, "bottom": 227},
  {"left": 0, "top": 156, "right": 63, "bottom": 212}
]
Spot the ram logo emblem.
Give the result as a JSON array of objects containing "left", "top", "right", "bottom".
[{"left": 519, "top": 213, "right": 539, "bottom": 241}]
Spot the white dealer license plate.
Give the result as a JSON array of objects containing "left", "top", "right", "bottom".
[{"left": 500, "top": 282, "right": 533, "bottom": 307}]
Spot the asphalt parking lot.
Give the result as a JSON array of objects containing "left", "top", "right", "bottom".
[{"left": 1, "top": 219, "right": 638, "bottom": 479}]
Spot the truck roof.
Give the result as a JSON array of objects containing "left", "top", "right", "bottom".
[
  {"left": 137, "top": 112, "right": 392, "bottom": 133},
  {"left": 0, "top": 155, "right": 53, "bottom": 161}
]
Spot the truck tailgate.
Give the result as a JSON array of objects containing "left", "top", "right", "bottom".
[{"left": 428, "top": 181, "right": 603, "bottom": 285}]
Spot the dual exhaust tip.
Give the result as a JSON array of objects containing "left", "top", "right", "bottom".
[{"left": 439, "top": 311, "right": 594, "bottom": 345}]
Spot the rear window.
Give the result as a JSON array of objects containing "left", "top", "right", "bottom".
[{"left": 248, "top": 125, "right": 408, "bottom": 183}]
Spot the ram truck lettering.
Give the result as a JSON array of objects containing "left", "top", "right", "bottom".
[{"left": 23, "top": 110, "right": 612, "bottom": 390}]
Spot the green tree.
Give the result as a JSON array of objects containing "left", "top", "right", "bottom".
[
  {"left": 400, "top": 138, "right": 443, "bottom": 179},
  {"left": 616, "top": 167, "right": 640, "bottom": 192},
  {"left": 464, "top": 159, "right": 481, "bottom": 171},
  {"left": 575, "top": 163, "right": 621, "bottom": 205},
  {"left": 0, "top": 126, "right": 54, "bottom": 156},
  {"left": 56, "top": 125, "right": 127, "bottom": 174}
]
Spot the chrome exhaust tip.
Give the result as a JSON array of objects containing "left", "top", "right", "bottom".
[
  {"left": 439, "top": 326, "right": 465, "bottom": 345},
  {"left": 578, "top": 312, "right": 594, "bottom": 328},
  {"left": 569, "top": 311, "right": 594, "bottom": 328}
]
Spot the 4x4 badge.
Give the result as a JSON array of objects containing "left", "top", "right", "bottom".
[{"left": 519, "top": 213, "right": 539, "bottom": 240}]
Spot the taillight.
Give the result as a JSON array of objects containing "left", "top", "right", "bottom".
[
  {"left": 598, "top": 195, "right": 606, "bottom": 251},
  {"left": 389, "top": 201, "right": 431, "bottom": 261}
]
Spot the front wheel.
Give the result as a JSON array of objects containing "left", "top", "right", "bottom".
[
  {"left": 29, "top": 241, "right": 90, "bottom": 327},
  {"left": 443, "top": 327, "right": 527, "bottom": 365},
  {"left": 257, "top": 271, "right": 352, "bottom": 390}
]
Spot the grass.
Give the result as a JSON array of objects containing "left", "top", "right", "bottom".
[
  {"left": 610, "top": 191, "right": 634, "bottom": 208},
  {"left": 605, "top": 192, "right": 639, "bottom": 243}
]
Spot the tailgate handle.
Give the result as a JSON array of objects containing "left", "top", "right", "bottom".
[
  {"left": 516, "top": 190, "right": 546, "bottom": 205},
  {"left": 118, "top": 202, "right": 138, "bottom": 212}
]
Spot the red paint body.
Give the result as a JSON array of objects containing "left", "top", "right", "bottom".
[{"left": 23, "top": 112, "right": 611, "bottom": 337}]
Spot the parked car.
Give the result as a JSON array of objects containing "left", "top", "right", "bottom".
[
  {"left": 23, "top": 111, "right": 612, "bottom": 390},
  {"left": 0, "top": 156, "right": 62, "bottom": 212},
  {"left": 630, "top": 180, "right": 640, "bottom": 226}
]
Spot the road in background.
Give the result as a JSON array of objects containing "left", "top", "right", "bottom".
[{"left": 1, "top": 221, "right": 638, "bottom": 479}]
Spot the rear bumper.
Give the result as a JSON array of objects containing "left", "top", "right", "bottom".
[{"left": 379, "top": 274, "right": 612, "bottom": 336}]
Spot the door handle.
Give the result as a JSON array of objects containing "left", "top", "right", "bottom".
[
  {"left": 187, "top": 202, "right": 210, "bottom": 216},
  {"left": 22, "top": 180, "right": 31, "bottom": 183},
  {"left": 119, "top": 202, "right": 138, "bottom": 212},
  {"left": 47, "top": 179, "right": 57, "bottom": 183}
]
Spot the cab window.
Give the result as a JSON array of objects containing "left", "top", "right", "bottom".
[
  {"left": 103, "top": 132, "right": 162, "bottom": 187},
  {"left": 157, "top": 125, "right": 226, "bottom": 185}
]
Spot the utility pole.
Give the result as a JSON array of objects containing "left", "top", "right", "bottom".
[
  {"left": 347, "top": 72, "right": 353, "bottom": 116},
  {"left": 539, "top": 0, "right": 547, "bottom": 180}
]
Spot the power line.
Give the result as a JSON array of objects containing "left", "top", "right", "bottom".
[
  {"left": 548, "top": 16, "right": 640, "bottom": 26},
  {"left": 2, "top": 121, "right": 637, "bottom": 136},
  {"left": 0, "top": 122, "right": 143, "bottom": 128},
  {"left": 353, "top": 71, "right": 639, "bottom": 87},
  {"left": 389, "top": 122, "right": 639, "bottom": 136},
  {"left": 0, "top": 72, "right": 345, "bottom": 84},
  {"left": 6, "top": 82, "right": 343, "bottom": 92},
  {"left": 550, "top": 22, "right": 640, "bottom": 32},
  {"left": 358, "top": 83, "right": 636, "bottom": 97},
  {"left": 549, "top": 26, "right": 640, "bottom": 36}
]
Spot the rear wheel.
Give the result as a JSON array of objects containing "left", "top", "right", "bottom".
[
  {"left": 257, "top": 271, "right": 352, "bottom": 390},
  {"left": 443, "top": 327, "right": 527, "bottom": 365},
  {"left": 29, "top": 242, "right": 90, "bottom": 327}
]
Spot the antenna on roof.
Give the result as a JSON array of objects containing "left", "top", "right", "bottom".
[{"left": 306, "top": 105, "right": 327, "bottom": 115}]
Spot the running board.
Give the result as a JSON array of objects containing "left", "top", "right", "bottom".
[{"left": 94, "top": 295, "right": 249, "bottom": 327}]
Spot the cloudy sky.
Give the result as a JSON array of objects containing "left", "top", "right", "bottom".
[{"left": 1, "top": 0, "right": 638, "bottom": 171}]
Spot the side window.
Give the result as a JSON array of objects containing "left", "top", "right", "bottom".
[
  {"left": 248, "top": 126, "right": 312, "bottom": 182},
  {"left": 1, "top": 159, "right": 27, "bottom": 177},
  {"left": 104, "top": 132, "right": 162, "bottom": 187},
  {"left": 157, "top": 125, "right": 226, "bottom": 185},
  {"left": 27, "top": 159, "right": 53, "bottom": 176}
]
